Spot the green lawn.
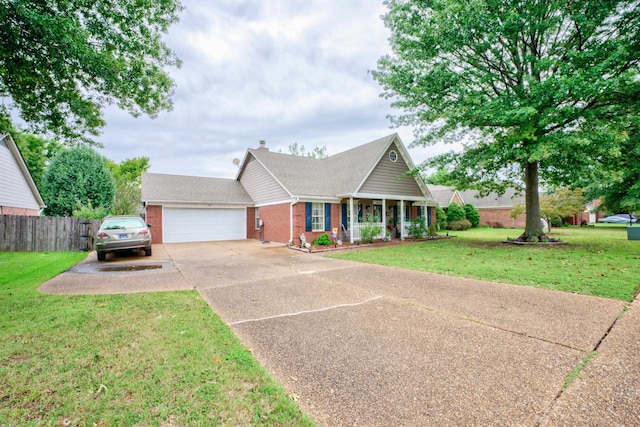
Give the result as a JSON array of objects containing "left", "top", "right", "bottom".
[
  {"left": 0, "top": 252, "right": 314, "bottom": 426},
  {"left": 329, "top": 225, "right": 640, "bottom": 302}
]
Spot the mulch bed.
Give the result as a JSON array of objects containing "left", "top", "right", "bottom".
[{"left": 289, "top": 235, "right": 453, "bottom": 253}]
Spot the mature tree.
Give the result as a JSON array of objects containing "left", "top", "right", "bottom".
[
  {"left": 106, "top": 157, "right": 150, "bottom": 215},
  {"left": 540, "top": 188, "right": 586, "bottom": 231},
  {"left": 374, "top": 0, "right": 640, "bottom": 241},
  {"left": 42, "top": 147, "right": 115, "bottom": 216},
  {"left": 0, "top": 0, "right": 183, "bottom": 143}
]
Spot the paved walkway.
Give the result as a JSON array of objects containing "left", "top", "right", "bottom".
[{"left": 40, "top": 241, "right": 639, "bottom": 426}]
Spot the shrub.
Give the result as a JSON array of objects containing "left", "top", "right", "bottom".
[
  {"left": 72, "top": 203, "right": 110, "bottom": 220},
  {"left": 463, "top": 204, "right": 481, "bottom": 227},
  {"left": 435, "top": 206, "right": 447, "bottom": 230},
  {"left": 446, "top": 202, "right": 465, "bottom": 222},
  {"left": 360, "top": 218, "right": 383, "bottom": 244},
  {"left": 447, "top": 219, "right": 472, "bottom": 231},
  {"left": 407, "top": 217, "right": 427, "bottom": 239},
  {"left": 313, "top": 233, "right": 332, "bottom": 246},
  {"left": 427, "top": 224, "right": 438, "bottom": 237}
]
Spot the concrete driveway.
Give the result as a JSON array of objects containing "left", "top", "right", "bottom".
[{"left": 40, "top": 241, "right": 639, "bottom": 426}]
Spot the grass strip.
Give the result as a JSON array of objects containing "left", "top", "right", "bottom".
[
  {"left": 0, "top": 252, "right": 314, "bottom": 426},
  {"left": 562, "top": 351, "right": 596, "bottom": 391}
]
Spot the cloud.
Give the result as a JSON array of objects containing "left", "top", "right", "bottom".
[{"left": 97, "top": 0, "right": 460, "bottom": 179}]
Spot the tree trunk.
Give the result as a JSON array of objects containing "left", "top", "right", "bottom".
[{"left": 520, "top": 161, "right": 545, "bottom": 241}]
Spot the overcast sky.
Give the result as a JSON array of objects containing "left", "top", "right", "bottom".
[{"left": 97, "top": 0, "right": 457, "bottom": 179}]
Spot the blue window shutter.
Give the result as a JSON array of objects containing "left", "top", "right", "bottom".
[
  {"left": 427, "top": 207, "right": 432, "bottom": 226},
  {"left": 305, "top": 203, "right": 312, "bottom": 232},
  {"left": 417, "top": 206, "right": 422, "bottom": 218},
  {"left": 341, "top": 203, "right": 348, "bottom": 229},
  {"left": 325, "top": 203, "right": 331, "bottom": 231}
]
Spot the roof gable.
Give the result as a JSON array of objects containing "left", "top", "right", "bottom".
[
  {"left": 0, "top": 134, "right": 45, "bottom": 210},
  {"left": 237, "top": 134, "right": 432, "bottom": 201}
]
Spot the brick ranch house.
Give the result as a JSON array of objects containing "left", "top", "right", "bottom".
[
  {"left": 142, "top": 134, "right": 438, "bottom": 245},
  {"left": 0, "top": 134, "right": 45, "bottom": 216}
]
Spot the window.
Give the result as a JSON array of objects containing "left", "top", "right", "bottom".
[
  {"left": 389, "top": 150, "right": 398, "bottom": 162},
  {"left": 255, "top": 207, "right": 260, "bottom": 229},
  {"left": 312, "top": 202, "right": 324, "bottom": 231},
  {"left": 405, "top": 203, "right": 411, "bottom": 221}
]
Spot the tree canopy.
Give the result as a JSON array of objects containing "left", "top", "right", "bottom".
[
  {"left": 374, "top": 0, "right": 640, "bottom": 241},
  {"left": 0, "top": 0, "right": 183, "bottom": 143},
  {"left": 284, "top": 143, "right": 328, "bottom": 159},
  {"left": 107, "top": 156, "right": 150, "bottom": 215},
  {"left": 585, "top": 125, "right": 640, "bottom": 215},
  {"left": 42, "top": 147, "right": 115, "bottom": 216},
  {"left": 540, "top": 187, "right": 586, "bottom": 230}
]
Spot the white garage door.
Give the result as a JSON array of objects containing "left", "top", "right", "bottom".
[{"left": 163, "top": 207, "right": 246, "bottom": 243}]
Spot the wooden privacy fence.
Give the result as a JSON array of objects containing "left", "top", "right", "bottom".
[{"left": 0, "top": 215, "right": 102, "bottom": 252}]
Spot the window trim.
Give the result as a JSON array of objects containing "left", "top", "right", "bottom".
[
  {"left": 389, "top": 150, "right": 398, "bottom": 162},
  {"left": 311, "top": 202, "right": 324, "bottom": 231}
]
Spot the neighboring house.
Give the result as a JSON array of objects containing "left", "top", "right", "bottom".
[
  {"left": 142, "top": 134, "right": 437, "bottom": 245},
  {"left": 426, "top": 185, "right": 525, "bottom": 228},
  {"left": 426, "top": 184, "right": 464, "bottom": 208},
  {"left": 458, "top": 188, "right": 525, "bottom": 228},
  {"left": 0, "top": 134, "right": 45, "bottom": 216}
]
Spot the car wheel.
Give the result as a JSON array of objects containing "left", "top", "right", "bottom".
[
  {"left": 97, "top": 251, "right": 106, "bottom": 261},
  {"left": 144, "top": 246, "right": 152, "bottom": 257}
]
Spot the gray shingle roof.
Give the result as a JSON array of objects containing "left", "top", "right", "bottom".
[
  {"left": 142, "top": 173, "right": 253, "bottom": 204},
  {"left": 426, "top": 185, "right": 457, "bottom": 207},
  {"left": 244, "top": 134, "right": 404, "bottom": 197},
  {"left": 458, "top": 188, "right": 524, "bottom": 208}
]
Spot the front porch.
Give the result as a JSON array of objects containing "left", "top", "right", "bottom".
[{"left": 340, "top": 197, "right": 435, "bottom": 243}]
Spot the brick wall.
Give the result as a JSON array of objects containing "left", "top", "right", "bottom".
[
  {"left": 0, "top": 206, "right": 40, "bottom": 216},
  {"left": 146, "top": 205, "right": 163, "bottom": 244},
  {"left": 479, "top": 208, "right": 525, "bottom": 228},
  {"left": 257, "top": 203, "right": 291, "bottom": 243},
  {"left": 292, "top": 202, "right": 341, "bottom": 246},
  {"left": 246, "top": 207, "right": 259, "bottom": 240}
]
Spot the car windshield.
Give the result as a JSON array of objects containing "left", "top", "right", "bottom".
[{"left": 102, "top": 218, "right": 145, "bottom": 230}]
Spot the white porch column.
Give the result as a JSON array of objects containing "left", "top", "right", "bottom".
[
  {"left": 399, "top": 200, "right": 405, "bottom": 240},
  {"left": 424, "top": 201, "right": 428, "bottom": 225},
  {"left": 382, "top": 199, "right": 386, "bottom": 234},
  {"left": 349, "top": 197, "right": 354, "bottom": 244}
]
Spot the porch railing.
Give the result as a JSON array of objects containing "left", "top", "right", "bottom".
[{"left": 350, "top": 222, "right": 386, "bottom": 241}]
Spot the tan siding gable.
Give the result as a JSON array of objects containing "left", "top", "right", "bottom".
[
  {"left": 239, "top": 155, "right": 290, "bottom": 204},
  {"left": 0, "top": 137, "right": 41, "bottom": 210},
  {"left": 358, "top": 142, "right": 424, "bottom": 197}
]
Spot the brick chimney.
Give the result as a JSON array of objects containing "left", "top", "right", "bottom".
[{"left": 258, "top": 140, "right": 268, "bottom": 151}]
